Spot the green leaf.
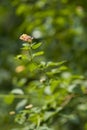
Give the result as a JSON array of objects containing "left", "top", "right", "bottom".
[
  {"left": 58, "top": 66, "right": 68, "bottom": 71},
  {"left": 32, "top": 42, "right": 42, "bottom": 49},
  {"left": 46, "top": 61, "right": 66, "bottom": 68},
  {"left": 46, "top": 68, "right": 60, "bottom": 76},
  {"left": 16, "top": 4, "right": 28, "bottom": 15},
  {"left": 28, "top": 62, "right": 38, "bottom": 72},
  {"left": 21, "top": 43, "right": 30, "bottom": 50},
  {"left": 33, "top": 51, "right": 44, "bottom": 58},
  {"left": 16, "top": 99, "right": 27, "bottom": 111},
  {"left": 11, "top": 88, "right": 24, "bottom": 95},
  {"left": 4, "top": 94, "right": 15, "bottom": 104},
  {"left": 16, "top": 55, "right": 22, "bottom": 60},
  {"left": 43, "top": 111, "right": 55, "bottom": 121}
]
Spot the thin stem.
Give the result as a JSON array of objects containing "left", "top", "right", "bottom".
[
  {"left": 36, "top": 116, "right": 41, "bottom": 130},
  {"left": 29, "top": 43, "right": 33, "bottom": 61}
]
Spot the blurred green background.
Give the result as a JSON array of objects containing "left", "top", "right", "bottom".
[{"left": 0, "top": 0, "right": 87, "bottom": 130}]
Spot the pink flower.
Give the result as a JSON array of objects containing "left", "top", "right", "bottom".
[{"left": 19, "top": 34, "right": 33, "bottom": 43}]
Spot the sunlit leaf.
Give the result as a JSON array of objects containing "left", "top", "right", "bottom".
[
  {"left": 33, "top": 51, "right": 44, "bottom": 58},
  {"left": 4, "top": 94, "right": 14, "bottom": 104},
  {"left": 11, "top": 88, "right": 24, "bottom": 95},
  {"left": 46, "top": 61, "right": 66, "bottom": 67},
  {"left": 32, "top": 42, "right": 42, "bottom": 49}
]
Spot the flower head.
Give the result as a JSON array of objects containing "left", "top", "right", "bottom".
[
  {"left": 15, "top": 65, "right": 25, "bottom": 73},
  {"left": 19, "top": 34, "right": 33, "bottom": 43}
]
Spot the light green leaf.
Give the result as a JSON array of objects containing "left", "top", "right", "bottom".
[
  {"left": 11, "top": 88, "right": 24, "bottom": 95},
  {"left": 4, "top": 94, "right": 15, "bottom": 104},
  {"left": 29, "top": 62, "right": 38, "bottom": 71},
  {"left": 16, "top": 55, "right": 22, "bottom": 60},
  {"left": 46, "top": 61, "right": 66, "bottom": 67},
  {"left": 32, "top": 42, "right": 42, "bottom": 49},
  {"left": 58, "top": 66, "right": 68, "bottom": 71},
  {"left": 33, "top": 51, "right": 44, "bottom": 58},
  {"left": 21, "top": 43, "right": 30, "bottom": 50},
  {"left": 46, "top": 68, "right": 60, "bottom": 76}
]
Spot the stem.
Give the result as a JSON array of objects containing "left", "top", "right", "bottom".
[
  {"left": 36, "top": 116, "right": 41, "bottom": 130},
  {"left": 29, "top": 43, "right": 33, "bottom": 61}
]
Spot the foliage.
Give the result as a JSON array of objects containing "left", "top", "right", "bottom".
[
  {"left": 0, "top": 0, "right": 87, "bottom": 130},
  {"left": 5, "top": 34, "right": 87, "bottom": 130}
]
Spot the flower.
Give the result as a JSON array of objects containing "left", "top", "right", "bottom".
[
  {"left": 25, "top": 104, "right": 33, "bottom": 109},
  {"left": 9, "top": 111, "right": 15, "bottom": 115},
  {"left": 19, "top": 34, "right": 33, "bottom": 43},
  {"left": 15, "top": 65, "right": 25, "bottom": 73}
]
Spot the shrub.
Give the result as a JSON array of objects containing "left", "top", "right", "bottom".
[{"left": 7, "top": 34, "right": 87, "bottom": 130}]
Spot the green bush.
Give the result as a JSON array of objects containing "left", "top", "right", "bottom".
[
  {"left": 5, "top": 34, "right": 86, "bottom": 130},
  {"left": 0, "top": 0, "right": 87, "bottom": 130}
]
